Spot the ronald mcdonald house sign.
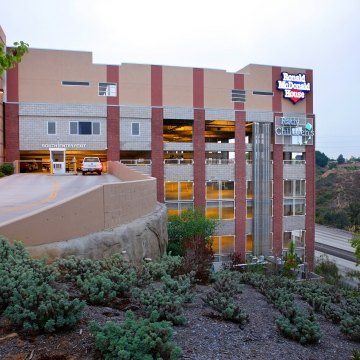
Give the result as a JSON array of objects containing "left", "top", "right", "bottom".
[{"left": 276, "top": 72, "right": 311, "bottom": 104}]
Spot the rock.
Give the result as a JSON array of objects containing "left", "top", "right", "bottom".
[{"left": 26, "top": 203, "right": 168, "bottom": 263}]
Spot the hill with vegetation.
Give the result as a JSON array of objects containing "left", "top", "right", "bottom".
[{"left": 316, "top": 152, "right": 360, "bottom": 230}]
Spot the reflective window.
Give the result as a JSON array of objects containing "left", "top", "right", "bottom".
[
  {"left": 211, "top": 235, "right": 235, "bottom": 259},
  {"left": 246, "top": 234, "right": 253, "bottom": 252},
  {"left": 283, "top": 230, "right": 305, "bottom": 249},
  {"left": 47, "top": 122, "right": 56, "bottom": 135},
  {"left": 246, "top": 200, "right": 253, "bottom": 219}
]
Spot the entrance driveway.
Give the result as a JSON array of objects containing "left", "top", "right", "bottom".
[{"left": 0, "top": 173, "right": 120, "bottom": 225}]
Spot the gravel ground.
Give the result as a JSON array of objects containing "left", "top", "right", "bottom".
[{"left": 1, "top": 284, "right": 360, "bottom": 360}]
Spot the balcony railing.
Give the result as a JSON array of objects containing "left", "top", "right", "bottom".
[
  {"left": 164, "top": 159, "right": 193, "bottom": 165},
  {"left": 205, "top": 159, "right": 235, "bottom": 165},
  {"left": 120, "top": 159, "right": 152, "bottom": 165},
  {"left": 283, "top": 160, "right": 306, "bottom": 165}
]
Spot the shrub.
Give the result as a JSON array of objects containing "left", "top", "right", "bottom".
[
  {"left": 203, "top": 290, "right": 248, "bottom": 324},
  {"left": 340, "top": 315, "right": 360, "bottom": 342},
  {"left": 90, "top": 311, "right": 181, "bottom": 360},
  {"left": 131, "top": 275, "right": 193, "bottom": 325},
  {"left": 144, "top": 254, "right": 183, "bottom": 280},
  {"left": 0, "top": 171, "right": 5, "bottom": 177},
  {"left": 54, "top": 253, "right": 137, "bottom": 303},
  {"left": 314, "top": 255, "right": 341, "bottom": 286},
  {"left": 0, "top": 237, "right": 84, "bottom": 332},
  {"left": 276, "top": 310, "right": 321, "bottom": 345},
  {"left": 0, "top": 163, "right": 14, "bottom": 175}
]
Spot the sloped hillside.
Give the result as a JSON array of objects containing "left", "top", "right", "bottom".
[{"left": 316, "top": 167, "right": 360, "bottom": 229}]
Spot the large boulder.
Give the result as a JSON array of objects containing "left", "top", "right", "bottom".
[{"left": 27, "top": 203, "right": 168, "bottom": 263}]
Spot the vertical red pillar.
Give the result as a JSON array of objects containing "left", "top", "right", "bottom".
[
  {"left": 151, "top": 65, "right": 164, "bottom": 203},
  {"left": 272, "top": 66, "right": 283, "bottom": 258},
  {"left": 305, "top": 71, "right": 315, "bottom": 270},
  {"left": 193, "top": 68, "right": 205, "bottom": 209},
  {"left": 106, "top": 65, "right": 120, "bottom": 161},
  {"left": 5, "top": 65, "right": 20, "bottom": 162},
  {"left": 234, "top": 73, "right": 246, "bottom": 260}
]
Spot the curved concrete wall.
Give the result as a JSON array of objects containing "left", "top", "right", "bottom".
[{"left": 0, "top": 162, "right": 160, "bottom": 248}]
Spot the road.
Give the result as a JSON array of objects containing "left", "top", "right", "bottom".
[{"left": 0, "top": 173, "right": 120, "bottom": 224}]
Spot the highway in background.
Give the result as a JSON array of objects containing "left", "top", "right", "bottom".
[{"left": 0, "top": 173, "right": 120, "bottom": 225}]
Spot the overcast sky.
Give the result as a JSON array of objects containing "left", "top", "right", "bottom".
[{"left": 1, "top": 0, "right": 359, "bottom": 159}]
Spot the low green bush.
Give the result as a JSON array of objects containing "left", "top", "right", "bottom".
[
  {"left": 0, "top": 237, "right": 84, "bottom": 332},
  {"left": 0, "top": 163, "right": 14, "bottom": 175},
  {"left": 90, "top": 311, "right": 181, "bottom": 360},
  {"left": 203, "top": 290, "right": 249, "bottom": 324}
]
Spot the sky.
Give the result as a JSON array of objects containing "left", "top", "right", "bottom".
[{"left": 1, "top": 0, "right": 359, "bottom": 159}]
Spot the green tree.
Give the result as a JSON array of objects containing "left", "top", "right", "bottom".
[
  {"left": 337, "top": 154, "right": 345, "bottom": 165},
  {"left": 167, "top": 208, "right": 217, "bottom": 257},
  {"left": 315, "top": 150, "right": 329, "bottom": 168},
  {"left": 167, "top": 208, "right": 217, "bottom": 283},
  {"left": 0, "top": 41, "right": 29, "bottom": 76},
  {"left": 350, "top": 233, "right": 360, "bottom": 266}
]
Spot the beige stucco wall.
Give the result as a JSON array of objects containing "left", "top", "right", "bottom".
[
  {"left": 119, "top": 63, "right": 151, "bottom": 106},
  {"left": 18, "top": 49, "right": 107, "bottom": 104},
  {"left": 243, "top": 64, "right": 273, "bottom": 111},
  {"left": 163, "top": 66, "right": 193, "bottom": 107},
  {"left": 204, "top": 69, "right": 233, "bottom": 109},
  {"left": 0, "top": 161, "right": 158, "bottom": 246}
]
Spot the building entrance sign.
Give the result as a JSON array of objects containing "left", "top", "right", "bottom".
[{"left": 276, "top": 72, "right": 311, "bottom": 104}]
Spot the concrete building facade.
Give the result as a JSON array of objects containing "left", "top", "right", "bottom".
[{"left": 1, "top": 44, "right": 315, "bottom": 268}]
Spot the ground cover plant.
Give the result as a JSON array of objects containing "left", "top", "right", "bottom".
[{"left": 1, "top": 236, "right": 360, "bottom": 359}]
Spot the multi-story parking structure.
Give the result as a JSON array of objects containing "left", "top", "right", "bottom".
[{"left": 2, "top": 46, "right": 315, "bottom": 268}]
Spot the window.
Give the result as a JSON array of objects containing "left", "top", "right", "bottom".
[
  {"left": 252, "top": 90, "right": 274, "bottom": 96},
  {"left": 231, "top": 89, "right": 246, "bottom": 102},
  {"left": 206, "top": 181, "right": 234, "bottom": 220},
  {"left": 98, "top": 82, "right": 117, "bottom": 96},
  {"left": 206, "top": 181, "right": 234, "bottom": 199},
  {"left": 62, "top": 80, "right": 89, "bottom": 86},
  {"left": 283, "top": 230, "right": 305, "bottom": 249},
  {"left": 47, "top": 121, "right": 56, "bottom": 135},
  {"left": 69, "top": 121, "right": 101, "bottom": 135},
  {"left": 212, "top": 235, "right": 235, "bottom": 261},
  {"left": 284, "top": 198, "right": 305, "bottom": 216},
  {"left": 165, "top": 181, "right": 194, "bottom": 216},
  {"left": 246, "top": 234, "right": 253, "bottom": 252},
  {"left": 246, "top": 200, "right": 253, "bottom": 219},
  {"left": 284, "top": 180, "right": 305, "bottom": 197},
  {"left": 132, "top": 122, "right": 140, "bottom": 136}
]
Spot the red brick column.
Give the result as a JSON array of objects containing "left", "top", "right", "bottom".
[
  {"left": 305, "top": 115, "right": 315, "bottom": 270},
  {"left": 272, "top": 140, "right": 284, "bottom": 258},
  {"left": 151, "top": 65, "right": 164, "bottom": 203},
  {"left": 235, "top": 111, "right": 246, "bottom": 260},
  {"left": 5, "top": 65, "right": 19, "bottom": 162},
  {"left": 106, "top": 65, "right": 120, "bottom": 161},
  {"left": 4, "top": 103, "right": 20, "bottom": 162},
  {"left": 272, "top": 66, "right": 283, "bottom": 258},
  {"left": 193, "top": 109, "right": 205, "bottom": 209},
  {"left": 193, "top": 68, "right": 205, "bottom": 209}
]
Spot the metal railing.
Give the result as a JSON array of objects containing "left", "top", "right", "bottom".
[
  {"left": 120, "top": 159, "right": 152, "bottom": 165},
  {"left": 283, "top": 160, "right": 306, "bottom": 165}
]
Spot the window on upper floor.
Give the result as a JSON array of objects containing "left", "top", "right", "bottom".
[
  {"left": 284, "top": 180, "right": 306, "bottom": 197},
  {"left": 69, "top": 121, "right": 101, "bottom": 135},
  {"left": 132, "top": 122, "right": 140, "bottom": 136},
  {"left": 98, "top": 82, "right": 117, "bottom": 97},
  {"left": 47, "top": 121, "right": 56, "bottom": 135}
]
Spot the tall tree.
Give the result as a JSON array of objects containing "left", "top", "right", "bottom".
[
  {"left": 0, "top": 41, "right": 29, "bottom": 77},
  {"left": 337, "top": 154, "right": 345, "bottom": 165},
  {"left": 315, "top": 150, "right": 329, "bottom": 167}
]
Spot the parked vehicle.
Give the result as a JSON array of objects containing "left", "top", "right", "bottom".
[{"left": 81, "top": 157, "right": 102, "bottom": 175}]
